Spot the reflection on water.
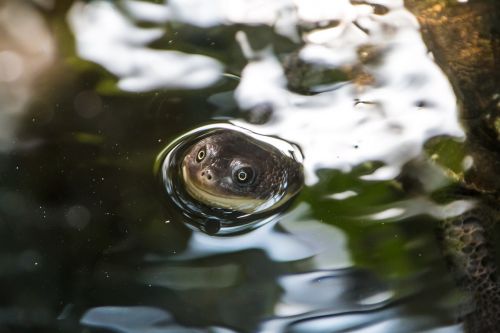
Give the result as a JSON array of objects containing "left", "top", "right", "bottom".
[
  {"left": 81, "top": 306, "right": 237, "bottom": 333},
  {"left": 68, "top": 2, "right": 223, "bottom": 92},
  {"left": 0, "top": 0, "right": 490, "bottom": 332},
  {"left": 68, "top": 0, "right": 463, "bottom": 183}
]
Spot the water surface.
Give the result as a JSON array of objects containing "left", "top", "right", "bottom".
[{"left": 0, "top": 1, "right": 479, "bottom": 332}]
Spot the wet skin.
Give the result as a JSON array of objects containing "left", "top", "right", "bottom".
[{"left": 181, "top": 130, "right": 304, "bottom": 213}]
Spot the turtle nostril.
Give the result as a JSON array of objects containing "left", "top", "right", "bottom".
[{"left": 201, "top": 170, "right": 213, "bottom": 181}]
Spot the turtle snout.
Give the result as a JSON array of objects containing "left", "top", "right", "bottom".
[{"left": 200, "top": 169, "right": 215, "bottom": 183}]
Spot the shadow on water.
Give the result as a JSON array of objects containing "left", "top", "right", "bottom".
[{"left": 0, "top": 0, "right": 499, "bottom": 332}]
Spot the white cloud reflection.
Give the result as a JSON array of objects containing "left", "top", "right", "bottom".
[
  {"left": 231, "top": 2, "right": 462, "bottom": 184},
  {"left": 67, "top": 1, "right": 224, "bottom": 92},
  {"left": 68, "top": 0, "right": 463, "bottom": 185}
]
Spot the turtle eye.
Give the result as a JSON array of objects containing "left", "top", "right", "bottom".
[
  {"left": 233, "top": 166, "right": 256, "bottom": 185},
  {"left": 196, "top": 149, "right": 206, "bottom": 162}
]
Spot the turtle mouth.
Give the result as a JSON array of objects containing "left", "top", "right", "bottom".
[{"left": 181, "top": 165, "right": 265, "bottom": 213}]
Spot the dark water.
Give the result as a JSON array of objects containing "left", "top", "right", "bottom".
[{"left": 0, "top": 1, "right": 485, "bottom": 332}]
